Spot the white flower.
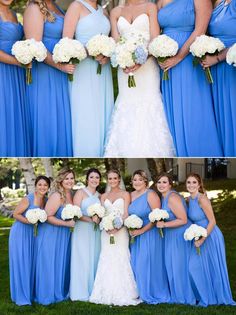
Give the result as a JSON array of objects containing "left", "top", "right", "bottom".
[
  {"left": 100, "top": 213, "right": 116, "bottom": 231},
  {"left": 86, "top": 34, "right": 116, "bottom": 57},
  {"left": 52, "top": 37, "right": 87, "bottom": 63},
  {"left": 189, "top": 35, "right": 225, "bottom": 58},
  {"left": 87, "top": 203, "right": 106, "bottom": 219},
  {"left": 12, "top": 38, "right": 47, "bottom": 64},
  {"left": 124, "top": 214, "right": 143, "bottom": 229},
  {"left": 61, "top": 204, "right": 82, "bottom": 220},
  {"left": 26, "top": 208, "right": 47, "bottom": 224},
  {"left": 148, "top": 208, "right": 169, "bottom": 222},
  {"left": 149, "top": 34, "right": 179, "bottom": 58},
  {"left": 184, "top": 224, "right": 207, "bottom": 241},
  {"left": 226, "top": 43, "right": 236, "bottom": 67}
]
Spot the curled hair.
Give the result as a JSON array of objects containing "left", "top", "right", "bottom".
[
  {"left": 86, "top": 168, "right": 101, "bottom": 185},
  {"left": 35, "top": 175, "right": 51, "bottom": 188},
  {"left": 107, "top": 169, "right": 121, "bottom": 179},
  {"left": 27, "top": 0, "right": 56, "bottom": 22},
  {"left": 186, "top": 173, "right": 205, "bottom": 194},
  {"left": 156, "top": 173, "right": 173, "bottom": 187},
  {"left": 132, "top": 170, "right": 149, "bottom": 187},
  {"left": 50, "top": 168, "right": 75, "bottom": 200}
]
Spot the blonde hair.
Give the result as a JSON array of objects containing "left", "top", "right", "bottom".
[
  {"left": 50, "top": 168, "right": 75, "bottom": 201},
  {"left": 27, "top": 0, "right": 56, "bottom": 22}
]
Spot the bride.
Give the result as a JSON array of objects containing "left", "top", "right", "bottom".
[
  {"left": 104, "top": 0, "right": 176, "bottom": 157},
  {"left": 89, "top": 170, "right": 141, "bottom": 306}
]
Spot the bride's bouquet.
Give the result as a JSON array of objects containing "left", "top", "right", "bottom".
[
  {"left": 61, "top": 204, "right": 82, "bottom": 232},
  {"left": 12, "top": 38, "right": 47, "bottom": 84},
  {"left": 184, "top": 224, "right": 207, "bottom": 255},
  {"left": 86, "top": 34, "right": 116, "bottom": 74},
  {"left": 100, "top": 212, "right": 123, "bottom": 244},
  {"left": 148, "top": 208, "right": 169, "bottom": 238},
  {"left": 111, "top": 33, "right": 148, "bottom": 87},
  {"left": 124, "top": 214, "right": 143, "bottom": 244},
  {"left": 52, "top": 37, "right": 87, "bottom": 81},
  {"left": 226, "top": 43, "right": 236, "bottom": 67},
  {"left": 189, "top": 35, "right": 225, "bottom": 83},
  {"left": 87, "top": 203, "right": 106, "bottom": 230},
  {"left": 148, "top": 34, "right": 179, "bottom": 80},
  {"left": 25, "top": 208, "right": 47, "bottom": 237}
]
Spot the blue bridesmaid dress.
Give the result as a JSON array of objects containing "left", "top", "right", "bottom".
[
  {"left": 26, "top": 7, "right": 73, "bottom": 156},
  {"left": 128, "top": 190, "right": 170, "bottom": 304},
  {"left": 70, "top": 0, "right": 114, "bottom": 157},
  {"left": 0, "top": 15, "right": 30, "bottom": 156},
  {"left": 188, "top": 194, "right": 235, "bottom": 306},
  {"left": 9, "top": 193, "right": 44, "bottom": 305},
  {"left": 208, "top": 0, "right": 236, "bottom": 156},
  {"left": 158, "top": 0, "right": 222, "bottom": 157},
  {"left": 70, "top": 188, "right": 101, "bottom": 301},
  {"left": 34, "top": 203, "right": 71, "bottom": 305},
  {"left": 161, "top": 191, "right": 195, "bottom": 305}
]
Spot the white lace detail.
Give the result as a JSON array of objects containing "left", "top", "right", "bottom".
[
  {"left": 104, "top": 14, "right": 176, "bottom": 157},
  {"left": 89, "top": 198, "right": 141, "bottom": 306}
]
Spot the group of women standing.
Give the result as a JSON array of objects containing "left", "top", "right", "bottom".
[
  {"left": 9, "top": 168, "right": 235, "bottom": 307},
  {"left": 0, "top": 0, "right": 235, "bottom": 157}
]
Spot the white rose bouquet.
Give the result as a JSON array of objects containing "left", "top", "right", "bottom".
[
  {"left": 86, "top": 34, "right": 116, "bottom": 74},
  {"left": 189, "top": 35, "right": 225, "bottom": 83},
  {"left": 52, "top": 37, "right": 87, "bottom": 81},
  {"left": 61, "top": 204, "right": 82, "bottom": 232},
  {"left": 25, "top": 208, "right": 47, "bottom": 236},
  {"left": 100, "top": 212, "right": 123, "bottom": 244},
  {"left": 184, "top": 223, "right": 208, "bottom": 255},
  {"left": 148, "top": 34, "right": 179, "bottom": 80},
  {"left": 124, "top": 214, "right": 143, "bottom": 244},
  {"left": 111, "top": 33, "right": 148, "bottom": 88},
  {"left": 226, "top": 43, "right": 236, "bottom": 67},
  {"left": 12, "top": 38, "right": 47, "bottom": 84},
  {"left": 148, "top": 208, "right": 169, "bottom": 238},
  {"left": 87, "top": 203, "right": 106, "bottom": 230}
]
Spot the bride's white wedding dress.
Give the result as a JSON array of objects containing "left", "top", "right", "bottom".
[
  {"left": 104, "top": 14, "right": 176, "bottom": 157},
  {"left": 89, "top": 198, "right": 141, "bottom": 306}
]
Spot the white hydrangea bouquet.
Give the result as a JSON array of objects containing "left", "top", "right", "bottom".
[
  {"left": 148, "top": 208, "right": 169, "bottom": 238},
  {"left": 86, "top": 34, "right": 116, "bottom": 74},
  {"left": 61, "top": 204, "right": 82, "bottom": 232},
  {"left": 184, "top": 223, "right": 208, "bottom": 255},
  {"left": 52, "top": 37, "right": 87, "bottom": 81},
  {"left": 111, "top": 33, "right": 148, "bottom": 88},
  {"left": 148, "top": 34, "right": 179, "bottom": 80},
  {"left": 25, "top": 208, "right": 47, "bottom": 237},
  {"left": 87, "top": 203, "right": 106, "bottom": 230},
  {"left": 124, "top": 214, "right": 143, "bottom": 244},
  {"left": 189, "top": 35, "right": 225, "bottom": 83},
  {"left": 226, "top": 43, "right": 236, "bottom": 67},
  {"left": 12, "top": 38, "right": 47, "bottom": 84},
  {"left": 100, "top": 212, "right": 123, "bottom": 244}
]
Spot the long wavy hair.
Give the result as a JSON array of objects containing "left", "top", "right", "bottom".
[
  {"left": 186, "top": 173, "right": 205, "bottom": 194},
  {"left": 27, "top": 0, "right": 56, "bottom": 22},
  {"left": 50, "top": 168, "right": 75, "bottom": 201}
]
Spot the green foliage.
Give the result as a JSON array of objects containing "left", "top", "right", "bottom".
[{"left": 12, "top": 0, "right": 27, "bottom": 14}]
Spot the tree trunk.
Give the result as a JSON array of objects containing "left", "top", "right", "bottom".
[
  {"left": 19, "top": 158, "right": 36, "bottom": 193},
  {"left": 146, "top": 158, "right": 166, "bottom": 182},
  {"left": 42, "top": 158, "right": 54, "bottom": 179}
]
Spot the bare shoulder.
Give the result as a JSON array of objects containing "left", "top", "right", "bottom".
[
  {"left": 198, "top": 193, "right": 210, "bottom": 205},
  {"left": 68, "top": 0, "right": 81, "bottom": 10},
  {"left": 146, "top": 2, "right": 157, "bottom": 12},
  {"left": 110, "top": 6, "right": 123, "bottom": 19},
  {"left": 169, "top": 192, "right": 181, "bottom": 203},
  {"left": 24, "top": 3, "right": 42, "bottom": 16},
  {"left": 148, "top": 190, "right": 159, "bottom": 199},
  {"left": 48, "top": 192, "right": 61, "bottom": 203},
  {"left": 121, "top": 190, "right": 130, "bottom": 198},
  {"left": 101, "top": 192, "right": 109, "bottom": 200},
  {"left": 74, "top": 188, "right": 85, "bottom": 197}
]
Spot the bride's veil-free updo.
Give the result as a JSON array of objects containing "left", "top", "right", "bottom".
[{"left": 105, "top": 169, "right": 126, "bottom": 193}]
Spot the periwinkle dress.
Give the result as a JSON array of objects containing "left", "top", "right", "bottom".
[
  {"left": 26, "top": 8, "right": 73, "bottom": 156},
  {"left": 208, "top": 0, "right": 236, "bottom": 156},
  {"left": 128, "top": 190, "right": 170, "bottom": 304},
  {"left": 9, "top": 193, "right": 45, "bottom": 305},
  {"left": 161, "top": 191, "right": 195, "bottom": 305},
  {"left": 188, "top": 194, "right": 235, "bottom": 306},
  {"left": 70, "top": 0, "right": 113, "bottom": 157},
  {"left": 70, "top": 188, "right": 101, "bottom": 301},
  {"left": 34, "top": 203, "right": 71, "bottom": 305},
  {"left": 158, "top": 0, "right": 222, "bottom": 157},
  {"left": 0, "top": 16, "right": 30, "bottom": 156}
]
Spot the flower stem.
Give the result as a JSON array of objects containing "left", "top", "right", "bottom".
[
  {"left": 205, "top": 67, "right": 213, "bottom": 84},
  {"left": 162, "top": 70, "right": 169, "bottom": 80},
  {"left": 97, "top": 63, "right": 102, "bottom": 75},
  {"left": 159, "top": 228, "right": 164, "bottom": 238},
  {"left": 34, "top": 223, "right": 38, "bottom": 237},
  {"left": 110, "top": 234, "right": 115, "bottom": 244},
  {"left": 26, "top": 68, "right": 32, "bottom": 85}
]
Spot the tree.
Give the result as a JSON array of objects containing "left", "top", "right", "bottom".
[
  {"left": 19, "top": 159, "right": 36, "bottom": 193},
  {"left": 146, "top": 158, "right": 167, "bottom": 182}
]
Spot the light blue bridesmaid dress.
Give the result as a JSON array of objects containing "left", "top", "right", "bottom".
[
  {"left": 208, "top": 0, "right": 236, "bottom": 156},
  {"left": 70, "top": 188, "right": 101, "bottom": 301},
  {"left": 26, "top": 6, "right": 73, "bottom": 156},
  {"left": 158, "top": 0, "right": 222, "bottom": 157},
  {"left": 188, "top": 194, "right": 235, "bottom": 306},
  {"left": 0, "top": 14, "right": 30, "bottom": 156},
  {"left": 161, "top": 191, "right": 195, "bottom": 305},
  {"left": 128, "top": 190, "right": 170, "bottom": 304},
  {"left": 9, "top": 193, "right": 45, "bottom": 305},
  {"left": 34, "top": 203, "right": 71, "bottom": 305},
  {"left": 70, "top": 0, "right": 114, "bottom": 157}
]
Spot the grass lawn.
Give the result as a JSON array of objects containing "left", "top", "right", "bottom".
[{"left": 0, "top": 179, "right": 236, "bottom": 315}]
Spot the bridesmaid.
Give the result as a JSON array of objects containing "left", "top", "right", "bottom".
[
  {"left": 186, "top": 173, "right": 235, "bottom": 306},
  {"left": 202, "top": 0, "right": 236, "bottom": 156},
  {"left": 157, "top": 0, "right": 222, "bottom": 157},
  {"left": 9, "top": 175, "right": 50, "bottom": 305},
  {"left": 63, "top": 0, "right": 114, "bottom": 157},
  {"left": 34, "top": 168, "right": 75, "bottom": 305},
  {"left": 70, "top": 168, "right": 101, "bottom": 301},
  {"left": 156, "top": 173, "right": 195, "bottom": 305},
  {"left": 0, "top": 0, "right": 30, "bottom": 156},
  {"left": 24, "top": 0, "right": 74, "bottom": 156},
  {"left": 128, "top": 170, "right": 170, "bottom": 304}
]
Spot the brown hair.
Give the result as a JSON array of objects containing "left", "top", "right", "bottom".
[
  {"left": 132, "top": 170, "right": 149, "bottom": 187},
  {"left": 156, "top": 173, "right": 173, "bottom": 187},
  {"left": 50, "top": 168, "right": 75, "bottom": 200},
  {"left": 107, "top": 169, "right": 121, "bottom": 179},
  {"left": 27, "top": 0, "right": 56, "bottom": 22},
  {"left": 186, "top": 173, "right": 205, "bottom": 194}
]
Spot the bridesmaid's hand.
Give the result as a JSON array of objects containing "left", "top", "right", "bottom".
[
  {"left": 194, "top": 237, "right": 206, "bottom": 248},
  {"left": 201, "top": 55, "right": 219, "bottom": 69},
  {"left": 124, "top": 64, "right": 141, "bottom": 74},
  {"left": 108, "top": 229, "right": 118, "bottom": 235},
  {"left": 66, "top": 219, "right": 75, "bottom": 228},
  {"left": 159, "top": 55, "right": 182, "bottom": 71},
  {"left": 58, "top": 63, "right": 76, "bottom": 74},
  {"left": 92, "top": 214, "right": 100, "bottom": 225},
  {"left": 156, "top": 221, "right": 165, "bottom": 228},
  {"left": 95, "top": 54, "right": 109, "bottom": 65},
  {"left": 129, "top": 228, "right": 143, "bottom": 237}
]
